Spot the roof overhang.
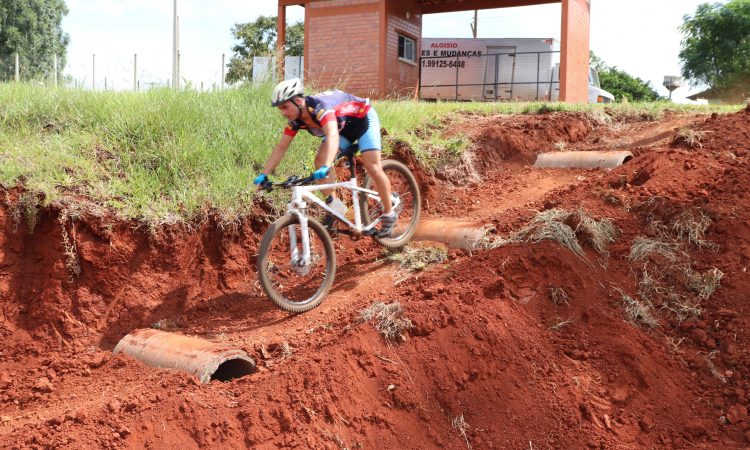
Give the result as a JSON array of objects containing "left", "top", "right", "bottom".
[
  {"left": 279, "top": 0, "right": 562, "bottom": 13},
  {"left": 418, "top": 0, "right": 561, "bottom": 14}
]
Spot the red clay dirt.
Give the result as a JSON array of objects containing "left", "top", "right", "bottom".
[{"left": 1, "top": 107, "right": 750, "bottom": 449}]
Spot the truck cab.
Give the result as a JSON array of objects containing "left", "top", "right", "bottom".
[{"left": 589, "top": 68, "right": 615, "bottom": 104}]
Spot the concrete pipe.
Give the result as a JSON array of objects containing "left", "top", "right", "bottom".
[
  {"left": 534, "top": 151, "right": 634, "bottom": 169},
  {"left": 113, "top": 329, "right": 256, "bottom": 384},
  {"left": 412, "top": 219, "right": 486, "bottom": 250}
]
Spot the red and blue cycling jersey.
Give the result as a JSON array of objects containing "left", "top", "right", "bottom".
[{"left": 283, "top": 90, "right": 371, "bottom": 142}]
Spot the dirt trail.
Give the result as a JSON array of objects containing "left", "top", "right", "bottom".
[{"left": 2, "top": 108, "right": 750, "bottom": 449}]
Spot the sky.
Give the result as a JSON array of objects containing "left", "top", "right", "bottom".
[{"left": 61, "top": 0, "right": 716, "bottom": 101}]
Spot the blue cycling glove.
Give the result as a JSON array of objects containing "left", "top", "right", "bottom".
[
  {"left": 253, "top": 173, "right": 268, "bottom": 185},
  {"left": 312, "top": 165, "right": 330, "bottom": 180}
]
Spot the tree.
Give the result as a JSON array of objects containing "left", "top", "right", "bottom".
[
  {"left": 225, "top": 16, "right": 304, "bottom": 85},
  {"left": 589, "top": 52, "right": 660, "bottom": 102},
  {"left": 0, "top": 0, "right": 70, "bottom": 81},
  {"left": 679, "top": 0, "right": 750, "bottom": 100}
]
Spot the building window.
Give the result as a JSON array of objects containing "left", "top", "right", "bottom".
[{"left": 398, "top": 34, "right": 416, "bottom": 63}]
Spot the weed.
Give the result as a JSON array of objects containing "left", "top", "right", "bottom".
[
  {"left": 705, "top": 351, "right": 727, "bottom": 383},
  {"left": 550, "top": 317, "right": 574, "bottom": 332},
  {"left": 385, "top": 244, "right": 447, "bottom": 272},
  {"left": 452, "top": 414, "right": 472, "bottom": 450},
  {"left": 554, "top": 141, "right": 567, "bottom": 151},
  {"left": 673, "top": 127, "right": 706, "bottom": 148},
  {"left": 577, "top": 214, "right": 619, "bottom": 256},
  {"left": 483, "top": 209, "right": 617, "bottom": 264},
  {"left": 617, "top": 288, "right": 658, "bottom": 328},
  {"left": 629, "top": 237, "right": 681, "bottom": 262},
  {"left": 548, "top": 286, "right": 570, "bottom": 306},
  {"left": 360, "top": 302, "right": 413, "bottom": 342},
  {"left": 59, "top": 215, "right": 81, "bottom": 280},
  {"left": 672, "top": 209, "right": 717, "bottom": 249},
  {"left": 687, "top": 267, "right": 724, "bottom": 300}
]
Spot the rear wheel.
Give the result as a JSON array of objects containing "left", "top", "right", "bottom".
[
  {"left": 360, "top": 159, "right": 421, "bottom": 249},
  {"left": 257, "top": 214, "right": 336, "bottom": 313}
]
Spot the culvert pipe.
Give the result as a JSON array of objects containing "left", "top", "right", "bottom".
[
  {"left": 412, "top": 219, "right": 486, "bottom": 250},
  {"left": 533, "top": 151, "right": 634, "bottom": 169},
  {"left": 113, "top": 329, "right": 256, "bottom": 384}
]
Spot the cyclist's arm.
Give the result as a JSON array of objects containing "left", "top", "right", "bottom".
[
  {"left": 318, "top": 120, "right": 339, "bottom": 168},
  {"left": 262, "top": 133, "right": 295, "bottom": 175}
]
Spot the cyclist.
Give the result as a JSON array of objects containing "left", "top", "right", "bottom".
[{"left": 254, "top": 78, "right": 397, "bottom": 237}]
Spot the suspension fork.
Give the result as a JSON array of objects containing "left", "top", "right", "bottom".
[{"left": 287, "top": 188, "right": 312, "bottom": 267}]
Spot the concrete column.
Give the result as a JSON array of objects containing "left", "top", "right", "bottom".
[{"left": 560, "top": 0, "right": 590, "bottom": 103}]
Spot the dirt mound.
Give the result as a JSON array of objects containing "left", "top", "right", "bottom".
[
  {"left": 471, "top": 112, "right": 593, "bottom": 166},
  {"left": 3, "top": 107, "right": 750, "bottom": 448}
]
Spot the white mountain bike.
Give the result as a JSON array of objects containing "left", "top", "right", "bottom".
[{"left": 256, "top": 145, "right": 421, "bottom": 313}]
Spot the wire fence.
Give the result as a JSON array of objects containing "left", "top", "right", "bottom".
[
  {"left": 1, "top": 52, "right": 309, "bottom": 91},
  {"left": 419, "top": 50, "right": 562, "bottom": 101}
]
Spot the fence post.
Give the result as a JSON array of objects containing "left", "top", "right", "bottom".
[
  {"left": 221, "top": 53, "right": 225, "bottom": 89},
  {"left": 15, "top": 52, "right": 19, "bottom": 82}
]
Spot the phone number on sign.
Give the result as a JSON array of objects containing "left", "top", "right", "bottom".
[{"left": 421, "top": 59, "right": 466, "bottom": 69}]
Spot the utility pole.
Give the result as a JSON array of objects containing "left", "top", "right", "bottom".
[
  {"left": 14, "top": 52, "right": 19, "bottom": 82},
  {"left": 134, "top": 53, "right": 138, "bottom": 91},
  {"left": 221, "top": 53, "right": 225, "bottom": 89},
  {"left": 471, "top": 10, "right": 478, "bottom": 38},
  {"left": 172, "top": 0, "right": 178, "bottom": 89},
  {"left": 53, "top": 55, "right": 58, "bottom": 87},
  {"left": 92, "top": 54, "right": 96, "bottom": 90}
]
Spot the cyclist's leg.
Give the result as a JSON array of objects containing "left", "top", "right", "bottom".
[
  {"left": 358, "top": 108, "right": 392, "bottom": 214},
  {"left": 315, "top": 136, "right": 349, "bottom": 198}
]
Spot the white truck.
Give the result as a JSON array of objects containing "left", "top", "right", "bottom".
[{"left": 419, "top": 37, "right": 614, "bottom": 103}]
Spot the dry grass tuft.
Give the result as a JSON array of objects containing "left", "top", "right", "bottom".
[
  {"left": 673, "top": 127, "right": 706, "bottom": 149},
  {"left": 617, "top": 288, "right": 659, "bottom": 328},
  {"left": 360, "top": 302, "right": 413, "bottom": 342},
  {"left": 672, "top": 209, "right": 717, "bottom": 249},
  {"left": 452, "top": 414, "right": 472, "bottom": 450},
  {"left": 386, "top": 244, "right": 448, "bottom": 272},
  {"left": 548, "top": 286, "right": 571, "bottom": 306},
  {"left": 629, "top": 237, "right": 681, "bottom": 262},
  {"left": 687, "top": 267, "right": 724, "bottom": 300},
  {"left": 483, "top": 209, "right": 618, "bottom": 262}
]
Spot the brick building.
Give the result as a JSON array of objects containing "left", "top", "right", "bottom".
[{"left": 277, "top": 0, "right": 591, "bottom": 103}]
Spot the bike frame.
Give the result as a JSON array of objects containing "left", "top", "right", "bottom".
[{"left": 285, "top": 177, "right": 383, "bottom": 268}]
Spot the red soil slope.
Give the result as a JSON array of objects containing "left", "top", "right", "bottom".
[{"left": 1, "top": 107, "right": 749, "bottom": 449}]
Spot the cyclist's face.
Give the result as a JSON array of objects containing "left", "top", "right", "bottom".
[{"left": 277, "top": 101, "right": 300, "bottom": 121}]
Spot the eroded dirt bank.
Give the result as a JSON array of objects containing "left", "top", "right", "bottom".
[{"left": 2, "top": 108, "right": 750, "bottom": 449}]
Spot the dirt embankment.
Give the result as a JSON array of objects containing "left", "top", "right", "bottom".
[{"left": 2, "top": 108, "right": 750, "bottom": 449}]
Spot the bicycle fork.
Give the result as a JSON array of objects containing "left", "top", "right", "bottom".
[{"left": 287, "top": 193, "right": 312, "bottom": 273}]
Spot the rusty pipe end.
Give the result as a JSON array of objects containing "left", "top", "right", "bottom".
[{"left": 113, "top": 329, "right": 256, "bottom": 384}]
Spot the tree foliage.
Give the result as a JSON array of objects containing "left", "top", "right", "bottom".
[
  {"left": 590, "top": 52, "right": 660, "bottom": 102},
  {"left": 679, "top": 0, "right": 750, "bottom": 100},
  {"left": 225, "top": 15, "right": 304, "bottom": 85},
  {"left": 0, "top": 0, "right": 69, "bottom": 81}
]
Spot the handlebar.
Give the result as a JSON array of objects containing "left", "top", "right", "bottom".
[{"left": 259, "top": 175, "right": 316, "bottom": 192}]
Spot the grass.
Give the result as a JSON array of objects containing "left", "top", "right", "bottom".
[
  {"left": 629, "top": 237, "right": 682, "bottom": 262},
  {"left": 484, "top": 208, "right": 618, "bottom": 262},
  {"left": 673, "top": 127, "right": 706, "bottom": 148},
  {"left": 617, "top": 288, "right": 659, "bottom": 329},
  {"left": 0, "top": 81, "right": 742, "bottom": 224},
  {"left": 360, "top": 301, "right": 413, "bottom": 342},
  {"left": 385, "top": 244, "right": 448, "bottom": 271}
]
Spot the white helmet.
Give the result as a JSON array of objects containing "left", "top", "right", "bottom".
[{"left": 271, "top": 78, "right": 304, "bottom": 106}]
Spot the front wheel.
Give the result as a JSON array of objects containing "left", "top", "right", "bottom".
[
  {"left": 257, "top": 214, "right": 336, "bottom": 313},
  {"left": 360, "top": 159, "right": 421, "bottom": 249}
]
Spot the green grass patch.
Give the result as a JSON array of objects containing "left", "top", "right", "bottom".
[{"left": 0, "top": 82, "right": 742, "bottom": 224}]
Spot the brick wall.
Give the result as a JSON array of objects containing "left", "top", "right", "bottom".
[
  {"left": 306, "top": 0, "right": 381, "bottom": 97},
  {"left": 560, "top": 0, "right": 590, "bottom": 103},
  {"left": 384, "top": 0, "right": 422, "bottom": 97}
]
